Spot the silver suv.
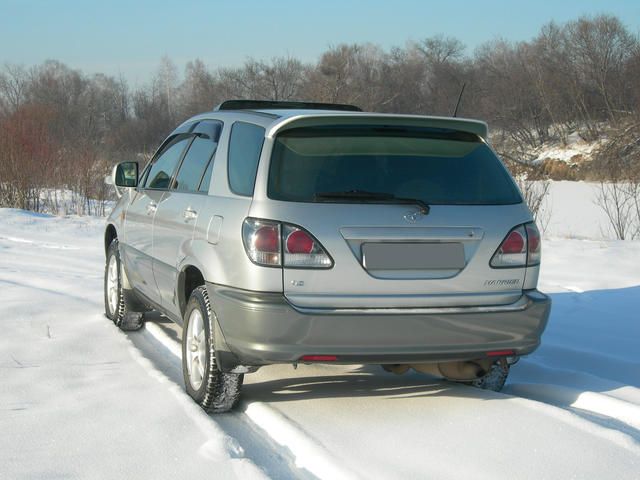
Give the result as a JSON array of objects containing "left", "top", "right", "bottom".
[{"left": 104, "top": 100, "right": 551, "bottom": 412}]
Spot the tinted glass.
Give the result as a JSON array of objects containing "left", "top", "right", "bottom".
[
  {"left": 146, "top": 136, "right": 190, "bottom": 189},
  {"left": 174, "top": 121, "right": 197, "bottom": 135},
  {"left": 173, "top": 122, "right": 222, "bottom": 193},
  {"left": 268, "top": 126, "right": 522, "bottom": 205},
  {"left": 173, "top": 137, "right": 217, "bottom": 192},
  {"left": 139, "top": 162, "right": 151, "bottom": 187},
  {"left": 228, "top": 122, "right": 265, "bottom": 196},
  {"left": 192, "top": 120, "right": 222, "bottom": 140},
  {"left": 198, "top": 159, "right": 214, "bottom": 193}
]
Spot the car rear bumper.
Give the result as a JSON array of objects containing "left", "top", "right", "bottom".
[{"left": 206, "top": 283, "right": 551, "bottom": 371}]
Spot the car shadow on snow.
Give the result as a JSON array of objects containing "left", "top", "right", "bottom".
[
  {"left": 128, "top": 286, "right": 640, "bottom": 437},
  {"left": 244, "top": 285, "right": 640, "bottom": 406},
  {"left": 131, "top": 314, "right": 493, "bottom": 403},
  {"left": 241, "top": 365, "right": 499, "bottom": 404}
]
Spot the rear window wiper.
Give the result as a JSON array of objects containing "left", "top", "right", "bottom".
[{"left": 314, "top": 190, "right": 430, "bottom": 215}]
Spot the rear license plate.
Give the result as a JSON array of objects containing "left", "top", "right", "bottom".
[{"left": 362, "top": 242, "right": 465, "bottom": 270}]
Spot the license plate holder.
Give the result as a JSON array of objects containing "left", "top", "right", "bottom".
[{"left": 362, "top": 242, "right": 465, "bottom": 270}]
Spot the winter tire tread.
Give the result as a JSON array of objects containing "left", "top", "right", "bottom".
[{"left": 182, "top": 286, "right": 243, "bottom": 413}]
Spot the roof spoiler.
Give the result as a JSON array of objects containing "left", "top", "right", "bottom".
[
  {"left": 215, "top": 99, "right": 362, "bottom": 112},
  {"left": 268, "top": 115, "right": 488, "bottom": 140}
]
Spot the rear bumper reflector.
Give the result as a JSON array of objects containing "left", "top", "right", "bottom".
[
  {"left": 486, "top": 349, "right": 515, "bottom": 357},
  {"left": 300, "top": 355, "right": 338, "bottom": 362}
]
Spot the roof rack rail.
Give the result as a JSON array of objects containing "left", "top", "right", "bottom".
[{"left": 215, "top": 99, "right": 362, "bottom": 112}]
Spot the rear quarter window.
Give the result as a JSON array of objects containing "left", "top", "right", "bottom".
[{"left": 228, "top": 122, "right": 266, "bottom": 196}]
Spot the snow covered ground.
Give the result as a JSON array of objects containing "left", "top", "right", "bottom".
[
  {"left": 0, "top": 210, "right": 273, "bottom": 479},
  {"left": 1, "top": 182, "right": 639, "bottom": 478},
  {"left": 533, "top": 131, "right": 603, "bottom": 165},
  {"left": 538, "top": 181, "right": 630, "bottom": 240}
]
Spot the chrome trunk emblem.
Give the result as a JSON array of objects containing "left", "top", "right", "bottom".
[{"left": 403, "top": 210, "right": 423, "bottom": 223}]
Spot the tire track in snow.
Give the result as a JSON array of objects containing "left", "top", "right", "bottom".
[
  {"left": 123, "top": 333, "right": 269, "bottom": 480},
  {"left": 137, "top": 321, "right": 329, "bottom": 480},
  {"left": 513, "top": 356, "right": 640, "bottom": 404},
  {"left": 0, "top": 277, "right": 102, "bottom": 307},
  {"left": 0, "top": 258, "right": 299, "bottom": 478},
  {"left": 0, "top": 235, "right": 80, "bottom": 250},
  {"left": 501, "top": 393, "right": 640, "bottom": 454},
  {"left": 143, "top": 319, "right": 639, "bottom": 475},
  {"left": 530, "top": 344, "right": 640, "bottom": 389},
  {"left": 506, "top": 354, "right": 640, "bottom": 439},
  {"left": 506, "top": 383, "right": 640, "bottom": 432}
]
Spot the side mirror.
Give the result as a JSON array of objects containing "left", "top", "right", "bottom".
[{"left": 113, "top": 162, "right": 139, "bottom": 188}]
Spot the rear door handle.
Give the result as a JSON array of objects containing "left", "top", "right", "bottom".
[
  {"left": 183, "top": 207, "right": 198, "bottom": 221},
  {"left": 146, "top": 202, "right": 157, "bottom": 215}
]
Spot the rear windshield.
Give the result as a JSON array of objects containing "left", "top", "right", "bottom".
[{"left": 267, "top": 126, "right": 522, "bottom": 205}]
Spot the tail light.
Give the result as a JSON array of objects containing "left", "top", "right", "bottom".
[
  {"left": 490, "top": 222, "right": 541, "bottom": 268},
  {"left": 242, "top": 219, "right": 281, "bottom": 266},
  {"left": 525, "top": 223, "right": 541, "bottom": 266},
  {"left": 283, "top": 225, "right": 332, "bottom": 267},
  {"left": 242, "top": 218, "right": 333, "bottom": 268}
]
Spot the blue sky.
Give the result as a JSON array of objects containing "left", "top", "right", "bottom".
[{"left": 1, "top": 0, "right": 639, "bottom": 86}]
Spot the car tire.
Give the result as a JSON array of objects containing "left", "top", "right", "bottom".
[
  {"left": 182, "top": 286, "right": 243, "bottom": 413},
  {"left": 468, "top": 360, "right": 510, "bottom": 392},
  {"left": 104, "top": 239, "right": 144, "bottom": 331}
]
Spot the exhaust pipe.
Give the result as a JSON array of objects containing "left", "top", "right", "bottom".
[{"left": 384, "top": 359, "right": 495, "bottom": 381}]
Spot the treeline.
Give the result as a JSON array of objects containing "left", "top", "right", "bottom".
[{"left": 1, "top": 14, "right": 639, "bottom": 214}]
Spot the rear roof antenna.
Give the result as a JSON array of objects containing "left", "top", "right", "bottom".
[{"left": 452, "top": 83, "right": 466, "bottom": 117}]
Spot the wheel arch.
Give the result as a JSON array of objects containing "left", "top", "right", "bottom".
[
  {"left": 105, "top": 224, "right": 118, "bottom": 256},
  {"left": 178, "top": 264, "right": 206, "bottom": 317}
]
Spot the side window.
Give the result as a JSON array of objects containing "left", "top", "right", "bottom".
[
  {"left": 173, "top": 121, "right": 223, "bottom": 193},
  {"left": 228, "top": 122, "right": 265, "bottom": 196},
  {"left": 174, "top": 121, "right": 198, "bottom": 135},
  {"left": 198, "top": 159, "right": 214, "bottom": 193},
  {"left": 145, "top": 136, "right": 191, "bottom": 189},
  {"left": 138, "top": 161, "right": 152, "bottom": 187}
]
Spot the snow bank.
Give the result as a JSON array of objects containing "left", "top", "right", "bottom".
[
  {"left": 533, "top": 132, "right": 603, "bottom": 165},
  {"left": 538, "top": 181, "right": 627, "bottom": 240}
]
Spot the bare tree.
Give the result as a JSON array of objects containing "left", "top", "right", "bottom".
[
  {"left": 565, "top": 15, "right": 637, "bottom": 124},
  {"left": 596, "top": 181, "right": 636, "bottom": 239},
  {"left": 593, "top": 122, "right": 640, "bottom": 238},
  {"left": 0, "top": 104, "right": 58, "bottom": 210},
  {"left": 0, "top": 64, "right": 29, "bottom": 114},
  {"left": 411, "top": 36, "right": 470, "bottom": 116},
  {"left": 218, "top": 56, "right": 306, "bottom": 101},
  {"left": 179, "top": 59, "right": 219, "bottom": 116},
  {"left": 415, "top": 35, "right": 465, "bottom": 65},
  {"left": 156, "top": 55, "right": 179, "bottom": 120}
]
